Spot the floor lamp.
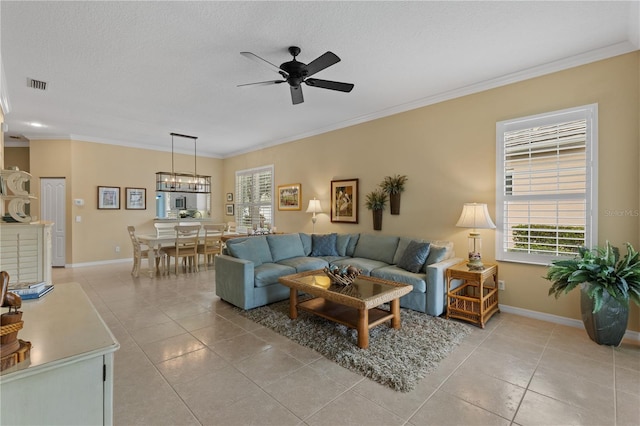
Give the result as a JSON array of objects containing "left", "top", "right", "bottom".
[{"left": 306, "top": 198, "right": 323, "bottom": 234}]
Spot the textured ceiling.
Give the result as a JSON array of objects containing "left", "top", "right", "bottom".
[{"left": 1, "top": 1, "right": 638, "bottom": 158}]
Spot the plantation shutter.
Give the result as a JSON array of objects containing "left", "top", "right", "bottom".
[
  {"left": 235, "top": 165, "right": 274, "bottom": 228},
  {"left": 496, "top": 105, "right": 597, "bottom": 265}
]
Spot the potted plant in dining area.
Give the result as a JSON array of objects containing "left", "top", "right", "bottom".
[
  {"left": 380, "top": 174, "right": 407, "bottom": 215},
  {"left": 365, "top": 189, "right": 387, "bottom": 231},
  {"left": 545, "top": 241, "right": 640, "bottom": 346}
]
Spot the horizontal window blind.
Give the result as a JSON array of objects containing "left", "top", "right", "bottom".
[
  {"left": 235, "top": 165, "right": 273, "bottom": 228},
  {"left": 496, "top": 105, "right": 597, "bottom": 265}
]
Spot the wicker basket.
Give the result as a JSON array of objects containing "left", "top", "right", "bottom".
[
  {"left": 323, "top": 266, "right": 361, "bottom": 286},
  {"left": 0, "top": 321, "right": 24, "bottom": 337}
]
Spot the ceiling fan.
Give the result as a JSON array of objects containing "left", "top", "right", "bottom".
[{"left": 238, "top": 46, "right": 354, "bottom": 105}]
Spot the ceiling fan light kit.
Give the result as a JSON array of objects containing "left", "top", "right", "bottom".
[{"left": 239, "top": 46, "right": 354, "bottom": 105}]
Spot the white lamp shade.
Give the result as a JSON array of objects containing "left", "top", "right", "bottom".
[
  {"left": 456, "top": 203, "right": 496, "bottom": 229},
  {"left": 306, "top": 198, "right": 323, "bottom": 214}
]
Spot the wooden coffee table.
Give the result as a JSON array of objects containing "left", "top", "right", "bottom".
[{"left": 278, "top": 270, "right": 413, "bottom": 349}]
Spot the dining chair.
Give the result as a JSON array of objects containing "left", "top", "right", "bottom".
[
  {"left": 197, "top": 224, "right": 225, "bottom": 269},
  {"left": 154, "top": 222, "right": 176, "bottom": 238},
  {"left": 127, "top": 226, "right": 164, "bottom": 277},
  {"left": 163, "top": 225, "right": 201, "bottom": 275}
]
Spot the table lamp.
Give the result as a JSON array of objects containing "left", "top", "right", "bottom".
[
  {"left": 456, "top": 203, "right": 496, "bottom": 270},
  {"left": 306, "top": 198, "right": 323, "bottom": 234}
]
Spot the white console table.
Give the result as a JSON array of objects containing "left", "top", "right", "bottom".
[{"left": 0, "top": 283, "right": 120, "bottom": 425}]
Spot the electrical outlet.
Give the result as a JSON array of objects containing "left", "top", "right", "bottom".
[
  {"left": 115, "top": 246, "right": 120, "bottom": 253},
  {"left": 498, "top": 280, "right": 505, "bottom": 290}
]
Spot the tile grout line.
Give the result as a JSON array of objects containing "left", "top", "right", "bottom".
[{"left": 89, "top": 274, "right": 206, "bottom": 426}]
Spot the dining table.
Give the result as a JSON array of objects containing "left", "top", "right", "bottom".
[{"left": 137, "top": 231, "right": 223, "bottom": 277}]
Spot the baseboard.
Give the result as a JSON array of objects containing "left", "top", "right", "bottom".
[
  {"left": 499, "top": 303, "right": 640, "bottom": 342},
  {"left": 66, "top": 258, "right": 131, "bottom": 268}
]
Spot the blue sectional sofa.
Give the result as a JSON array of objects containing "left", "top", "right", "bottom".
[{"left": 215, "top": 232, "right": 462, "bottom": 316}]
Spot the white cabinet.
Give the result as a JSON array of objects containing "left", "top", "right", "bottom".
[
  {"left": 0, "top": 283, "right": 120, "bottom": 425},
  {"left": 0, "top": 222, "right": 52, "bottom": 285}
]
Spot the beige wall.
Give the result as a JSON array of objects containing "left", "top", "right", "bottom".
[
  {"left": 223, "top": 52, "right": 640, "bottom": 331},
  {"left": 4, "top": 146, "right": 29, "bottom": 171},
  {"left": 29, "top": 139, "right": 224, "bottom": 264}
]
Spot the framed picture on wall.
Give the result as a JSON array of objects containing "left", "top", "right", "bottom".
[
  {"left": 97, "top": 186, "right": 120, "bottom": 210},
  {"left": 331, "top": 179, "right": 358, "bottom": 223},
  {"left": 125, "top": 187, "right": 146, "bottom": 210},
  {"left": 226, "top": 192, "right": 233, "bottom": 202},
  {"left": 277, "top": 183, "right": 301, "bottom": 210},
  {"left": 226, "top": 204, "right": 234, "bottom": 216}
]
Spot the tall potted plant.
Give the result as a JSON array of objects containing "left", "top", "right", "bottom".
[
  {"left": 545, "top": 241, "right": 640, "bottom": 346},
  {"left": 380, "top": 174, "right": 407, "bottom": 215},
  {"left": 365, "top": 189, "right": 387, "bottom": 231}
]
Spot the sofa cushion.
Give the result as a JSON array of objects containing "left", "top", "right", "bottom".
[
  {"left": 311, "top": 233, "right": 339, "bottom": 256},
  {"left": 336, "top": 234, "right": 350, "bottom": 256},
  {"left": 254, "top": 263, "right": 296, "bottom": 288},
  {"left": 353, "top": 234, "right": 399, "bottom": 264},
  {"left": 371, "top": 266, "right": 427, "bottom": 293},
  {"left": 267, "top": 234, "right": 305, "bottom": 262},
  {"left": 227, "top": 237, "right": 273, "bottom": 267},
  {"left": 425, "top": 245, "right": 448, "bottom": 265},
  {"left": 316, "top": 255, "right": 350, "bottom": 264},
  {"left": 346, "top": 233, "right": 360, "bottom": 256},
  {"left": 331, "top": 257, "right": 389, "bottom": 275},
  {"left": 299, "top": 233, "right": 312, "bottom": 256},
  {"left": 278, "top": 256, "right": 328, "bottom": 272},
  {"left": 397, "top": 241, "right": 431, "bottom": 273}
]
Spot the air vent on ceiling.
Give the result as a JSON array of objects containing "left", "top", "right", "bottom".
[{"left": 27, "top": 78, "right": 47, "bottom": 90}]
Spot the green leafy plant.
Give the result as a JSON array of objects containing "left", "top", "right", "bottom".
[
  {"left": 379, "top": 174, "right": 408, "bottom": 194},
  {"left": 364, "top": 189, "right": 388, "bottom": 211},
  {"left": 545, "top": 241, "right": 640, "bottom": 312}
]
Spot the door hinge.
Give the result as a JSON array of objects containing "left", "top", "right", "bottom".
[{"left": 103, "top": 364, "right": 106, "bottom": 382}]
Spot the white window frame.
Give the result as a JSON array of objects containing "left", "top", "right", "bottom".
[
  {"left": 235, "top": 165, "right": 274, "bottom": 229},
  {"left": 496, "top": 104, "right": 598, "bottom": 265}
]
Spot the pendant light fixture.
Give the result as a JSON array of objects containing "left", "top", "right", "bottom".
[{"left": 156, "top": 132, "right": 211, "bottom": 193}]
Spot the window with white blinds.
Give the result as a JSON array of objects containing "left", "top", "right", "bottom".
[
  {"left": 235, "top": 165, "right": 274, "bottom": 229},
  {"left": 496, "top": 104, "right": 598, "bottom": 265}
]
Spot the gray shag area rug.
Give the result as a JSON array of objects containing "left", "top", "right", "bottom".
[{"left": 238, "top": 299, "right": 472, "bottom": 392}]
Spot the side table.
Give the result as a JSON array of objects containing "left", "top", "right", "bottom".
[{"left": 446, "top": 262, "right": 499, "bottom": 328}]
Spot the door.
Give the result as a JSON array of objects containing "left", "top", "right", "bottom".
[{"left": 41, "top": 178, "right": 66, "bottom": 267}]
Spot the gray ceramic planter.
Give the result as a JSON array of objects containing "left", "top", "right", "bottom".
[{"left": 580, "top": 283, "right": 628, "bottom": 346}]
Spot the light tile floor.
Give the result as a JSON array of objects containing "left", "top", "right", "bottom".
[{"left": 52, "top": 263, "right": 640, "bottom": 426}]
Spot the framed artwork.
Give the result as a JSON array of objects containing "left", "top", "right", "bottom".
[
  {"left": 277, "top": 183, "right": 302, "bottom": 210},
  {"left": 226, "top": 192, "right": 233, "bottom": 202},
  {"left": 125, "top": 187, "right": 146, "bottom": 210},
  {"left": 331, "top": 179, "right": 358, "bottom": 223},
  {"left": 97, "top": 186, "right": 120, "bottom": 210},
  {"left": 226, "top": 204, "right": 234, "bottom": 216}
]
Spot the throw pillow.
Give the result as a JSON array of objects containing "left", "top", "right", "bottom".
[
  {"left": 425, "top": 245, "right": 447, "bottom": 265},
  {"left": 311, "top": 233, "right": 339, "bottom": 256},
  {"left": 397, "top": 241, "right": 431, "bottom": 273}
]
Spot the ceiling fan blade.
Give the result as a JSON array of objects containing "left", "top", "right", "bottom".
[
  {"left": 240, "top": 52, "right": 287, "bottom": 76},
  {"left": 305, "top": 78, "right": 354, "bottom": 92},
  {"left": 304, "top": 51, "right": 340, "bottom": 77},
  {"left": 237, "top": 80, "right": 286, "bottom": 87},
  {"left": 290, "top": 86, "right": 304, "bottom": 105}
]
